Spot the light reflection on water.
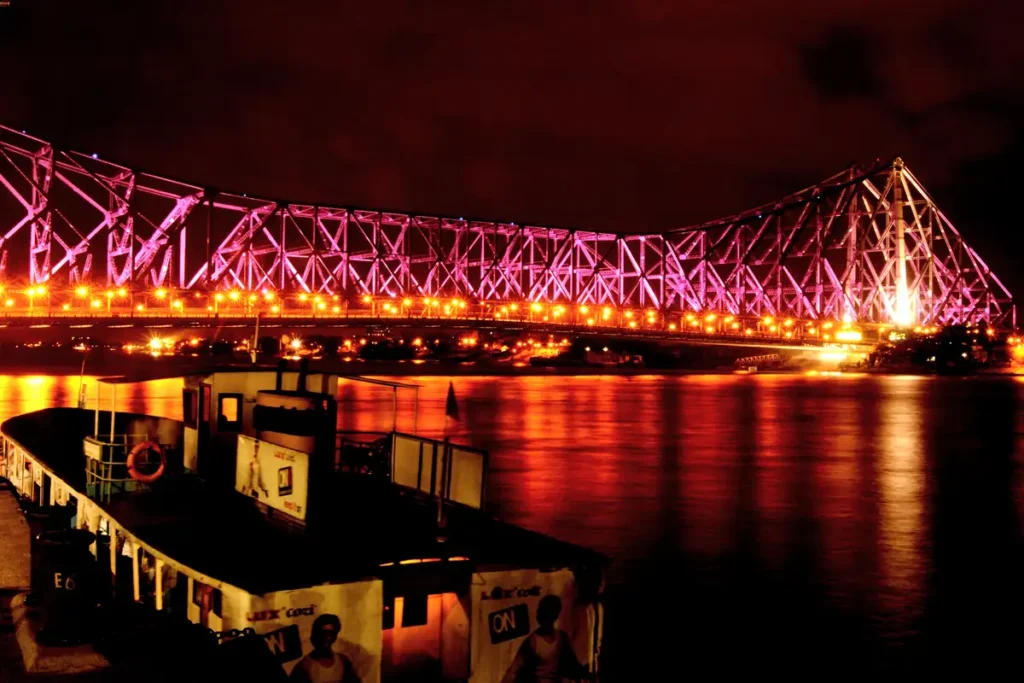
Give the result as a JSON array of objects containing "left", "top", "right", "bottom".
[
  {"left": 0, "top": 375, "right": 184, "bottom": 423},
  {"left": 345, "top": 374, "right": 1024, "bottom": 675},
  {"left": 877, "top": 378, "right": 928, "bottom": 638},
  {"left": 2, "top": 372, "right": 1023, "bottom": 676}
]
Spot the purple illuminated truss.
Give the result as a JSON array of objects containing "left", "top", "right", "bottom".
[{"left": 0, "top": 125, "right": 1014, "bottom": 326}]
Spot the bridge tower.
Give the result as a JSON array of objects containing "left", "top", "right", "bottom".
[{"left": 891, "top": 157, "right": 913, "bottom": 328}]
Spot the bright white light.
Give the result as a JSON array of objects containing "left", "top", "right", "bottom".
[{"left": 893, "top": 294, "right": 912, "bottom": 327}]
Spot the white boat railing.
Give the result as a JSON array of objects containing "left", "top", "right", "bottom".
[{"left": 84, "top": 432, "right": 164, "bottom": 503}]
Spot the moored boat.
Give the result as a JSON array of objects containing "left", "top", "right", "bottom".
[{"left": 0, "top": 363, "right": 607, "bottom": 682}]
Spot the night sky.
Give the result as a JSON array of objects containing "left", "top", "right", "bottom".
[{"left": 2, "top": 1, "right": 1023, "bottom": 295}]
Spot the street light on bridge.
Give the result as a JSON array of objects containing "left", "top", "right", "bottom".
[
  {"left": 213, "top": 292, "right": 224, "bottom": 314},
  {"left": 25, "top": 285, "right": 47, "bottom": 315},
  {"left": 154, "top": 287, "right": 178, "bottom": 314}
]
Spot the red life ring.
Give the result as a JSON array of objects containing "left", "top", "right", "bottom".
[{"left": 126, "top": 441, "right": 165, "bottom": 483}]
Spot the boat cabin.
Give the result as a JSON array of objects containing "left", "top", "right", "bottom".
[{"left": 0, "top": 364, "right": 607, "bottom": 682}]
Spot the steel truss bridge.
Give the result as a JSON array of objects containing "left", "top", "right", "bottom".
[{"left": 0, "top": 124, "right": 1014, "bottom": 329}]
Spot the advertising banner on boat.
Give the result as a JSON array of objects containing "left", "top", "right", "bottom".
[
  {"left": 234, "top": 435, "right": 309, "bottom": 521},
  {"left": 469, "top": 568, "right": 595, "bottom": 683},
  {"left": 245, "top": 579, "right": 383, "bottom": 682}
]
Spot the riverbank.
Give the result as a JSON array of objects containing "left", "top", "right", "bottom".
[
  {"left": 0, "top": 355, "right": 735, "bottom": 377},
  {"left": 0, "top": 347, "right": 1017, "bottom": 378},
  {"left": 0, "top": 347, "right": 735, "bottom": 377},
  {"left": 0, "top": 355, "right": 1019, "bottom": 379}
]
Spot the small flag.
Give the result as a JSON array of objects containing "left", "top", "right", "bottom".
[{"left": 445, "top": 381, "right": 459, "bottom": 421}]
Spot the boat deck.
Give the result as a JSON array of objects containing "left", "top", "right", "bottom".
[{"left": 2, "top": 408, "right": 607, "bottom": 596}]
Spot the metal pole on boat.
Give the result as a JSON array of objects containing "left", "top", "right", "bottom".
[
  {"left": 110, "top": 384, "right": 116, "bottom": 442},
  {"left": 437, "top": 414, "right": 448, "bottom": 528},
  {"left": 251, "top": 311, "right": 260, "bottom": 364},
  {"left": 78, "top": 351, "right": 88, "bottom": 409},
  {"left": 94, "top": 382, "right": 100, "bottom": 438}
]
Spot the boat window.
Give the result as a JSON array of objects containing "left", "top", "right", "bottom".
[
  {"left": 114, "top": 530, "right": 135, "bottom": 598},
  {"left": 183, "top": 389, "right": 198, "bottom": 429},
  {"left": 217, "top": 393, "right": 243, "bottom": 432},
  {"left": 201, "top": 385, "right": 211, "bottom": 423},
  {"left": 161, "top": 565, "right": 188, "bottom": 617},
  {"left": 401, "top": 594, "right": 429, "bottom": 627},
  {"left": 139, "top": 551, "right": 157, "bottom": 608},
  {"left": 192, "top": 581, "right": 223, "bottom": 626}
]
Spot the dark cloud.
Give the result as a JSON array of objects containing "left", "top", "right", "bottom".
[
  {"left": 1, "top": 0, "right": 1023, "bottom": 292},
  {"left": 799, "top": 26, "right": 883, "bottom": 100}
]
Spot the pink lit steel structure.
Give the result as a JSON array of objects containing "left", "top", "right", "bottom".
[{"left": 0, "top": 125, "right": 1014, "bottom": 326}]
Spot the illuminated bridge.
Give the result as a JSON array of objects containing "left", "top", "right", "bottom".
[{"left": 0, "top": 124, "right": 1014, "bottom": 334}]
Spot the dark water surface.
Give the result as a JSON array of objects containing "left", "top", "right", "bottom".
[{"left": 4, "top": 373, "right": 1024, "bottom": 678}]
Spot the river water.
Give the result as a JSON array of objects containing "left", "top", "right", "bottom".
[{"left": 3, "top": 372, "right": 1024, "bottom": 678}]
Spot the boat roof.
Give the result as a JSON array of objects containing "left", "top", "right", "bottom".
[
  {"left": 2, "top": 408, "right": 607, "bottom": 595},
  {"left": 91, "top": 363, "right": 422, "bottom": 389}
]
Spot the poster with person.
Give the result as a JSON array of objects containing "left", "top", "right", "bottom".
[
  {"left": 245, "top": 579, "right": 383, "bottom": 683},
  {"left": 468, "top": 568, "right": 596, "bottom": 683},
  {"left": 235, "top": 435, "right": 310, "bottom": 522}
]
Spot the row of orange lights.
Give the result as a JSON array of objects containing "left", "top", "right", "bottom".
[
  {"left": 0, "top": 288, "right": 858, "bottom": 334},
  {"left": 0, "top": 287, "right": 937, "bottom": 325},
  {"left": 0, "top": 287, "right": 833, "bottom": 319},
  {"left": 0, "top": 287, "right": 1001, "bottom": 340}
]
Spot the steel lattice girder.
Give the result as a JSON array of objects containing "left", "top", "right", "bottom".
[{"left": 0, "top": 125, "right": 1014, "bottom": 326}]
